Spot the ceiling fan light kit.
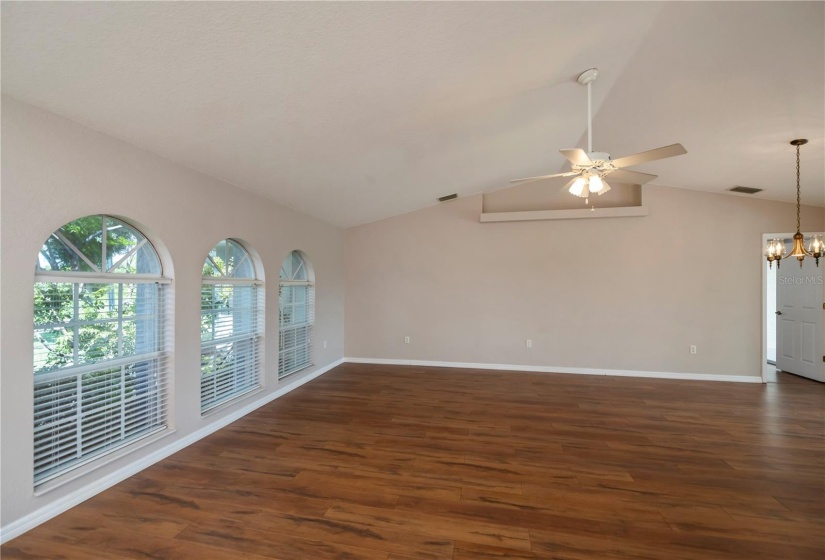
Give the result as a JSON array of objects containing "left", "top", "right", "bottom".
[
  {"left": 566, "top": 171, "right": 609, "bottom": 199},
  {"left": 765, "top": 139, "right": 824, "bottom": 268},
  {"left": 510, "top": 68, "right": 687, "bottom": 207}
]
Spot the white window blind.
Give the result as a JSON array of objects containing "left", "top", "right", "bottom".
[
  {"left": 200, "top": 240, "right": 263, "bottom": 413},
  {"left": 279, "top": 251, "right": 314, "bottom": 379},
  {"left": 33, "top": 216, "right": 170, "bottom": 486}
]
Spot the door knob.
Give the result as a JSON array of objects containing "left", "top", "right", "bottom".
[{"left": 775, "top": 311, "right": 783, "bottom": 315}]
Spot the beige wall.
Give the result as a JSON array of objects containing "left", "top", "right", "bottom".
[
  {"left": 1, "top": 96, "right": 345, "bottom": 528},
  {"left": 345, "top": 187, "right": 824, "bottom": 376}
]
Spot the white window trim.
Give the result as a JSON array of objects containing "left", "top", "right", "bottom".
[
  {"left": 199, "top": 240, "right": 264, "bottom": 414},
  {"left": 33, "top": 216, "right": 171, "bottom": 488},
  {"left": 278, "top": 253, "right": 314, "bottom": 380}
]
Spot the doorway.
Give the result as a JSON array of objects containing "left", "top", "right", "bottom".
[{"left": 762, "top": 232, "right": 825, "bottom": 383}]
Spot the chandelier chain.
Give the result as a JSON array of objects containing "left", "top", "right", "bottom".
[{"left": 796, "top": 143, "right": 801, "bottom": 233}]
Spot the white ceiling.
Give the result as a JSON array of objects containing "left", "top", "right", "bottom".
[{"left": 2, "top": 2, "right": 823, "bottom": 227}]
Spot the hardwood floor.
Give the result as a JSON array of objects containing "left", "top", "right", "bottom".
[{"left": 3, "top": 363, "right": 824, "bottom": 559}]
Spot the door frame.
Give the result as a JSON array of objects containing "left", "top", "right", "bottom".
[{"left": 762, "top": 231, "right": 825, "bottom": 382}]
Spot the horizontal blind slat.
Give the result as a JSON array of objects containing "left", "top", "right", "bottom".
[
  {"left": 33, "top": 280, "right": 170, "bottom": 484},
  {"left": 200, "top": 282, "right": 263, "bottom": 413},
  {"left": 278, "top": 282, "right": 314, "bottom": 379}
]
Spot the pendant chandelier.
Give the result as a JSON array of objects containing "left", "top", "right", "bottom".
[{"left": 765, "top": 139, "right": 823, "bottom": 268}]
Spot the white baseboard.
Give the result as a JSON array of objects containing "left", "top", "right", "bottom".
[
  {"left": 0, "top": 358, "right": 344, "bottom": 545},
  {"left": 344, "top": 357, "right": 761, "bottom": 383}
]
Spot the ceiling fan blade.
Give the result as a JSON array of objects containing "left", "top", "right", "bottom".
[
  {"left": 610, "top": 143, "right": 687, "bottom": 169},
  {"left": 510, "top": 171, "right": 577, "bottom": 184},
  {"left": 559, "top": 149, "right": 592, "bottom": 167},
  {"left": 607, "top": 169, "right": 658, "bottom": 185}
]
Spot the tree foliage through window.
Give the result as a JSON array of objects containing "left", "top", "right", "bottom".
[
  {"left": 33, "top": 215, "right": 167, "bottom": 485},
  {"left": 200, "top": 239, "right": 262, "bottom": 413}
]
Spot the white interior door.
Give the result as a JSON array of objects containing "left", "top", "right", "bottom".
[{"left": 775, "top": 245, "right": 824, "bottom": 382}]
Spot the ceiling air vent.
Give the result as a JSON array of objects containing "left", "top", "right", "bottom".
[
  {"left": 438, "top": 193, "right": 458, "bottom": 202},
  {"left": 728, "top": 186, "right": 763, "bottom": 194}
]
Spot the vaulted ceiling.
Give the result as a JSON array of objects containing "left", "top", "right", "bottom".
[{"left": 2, "top": 2, "right": 823, "bottom": 227}]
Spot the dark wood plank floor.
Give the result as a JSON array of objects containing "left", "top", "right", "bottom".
[{"left": 3, "top": 364, "right": 824, "bottom": 559}]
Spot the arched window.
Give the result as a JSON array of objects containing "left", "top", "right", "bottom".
[
  {"left": 279, "top": 251, "right": 314, "bottom": 378},
  {"left": 33, "top": 215, "right": 170, "bottom": 486},
  {"left": 200, "top": 239, "right": 263, "bottom": 413}
]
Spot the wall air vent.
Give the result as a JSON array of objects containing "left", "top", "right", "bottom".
[
  {"left": 728, "top": 186, "right": 763, "bottom": 194},
  {"left": 438, "top": 193, "right": 458, "bottom": 202}
]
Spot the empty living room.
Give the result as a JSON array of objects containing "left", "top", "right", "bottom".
[{"left": 1, "top": 2, "right": 824, "bottom": 559}]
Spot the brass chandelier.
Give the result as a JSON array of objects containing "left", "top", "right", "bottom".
[{"left": 765, "top": 139, "right": 823, "bottom": 268}]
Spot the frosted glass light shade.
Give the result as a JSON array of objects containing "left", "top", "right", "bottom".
[{"left": 569, "top": 177, "right": 586, "bottom": 197}]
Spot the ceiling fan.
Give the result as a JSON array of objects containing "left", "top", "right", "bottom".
[{"left": 510, "top": 68, "right": 687, "bottom": 200}]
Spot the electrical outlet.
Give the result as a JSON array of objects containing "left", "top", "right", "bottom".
[
  {"left": 404, "top": 336, "right": 410, "bottom": 344},
  {"left": 690, "top": 345, "right": 697, "bottom": 355},
  {"left": 526, "top": 339, "right": 532, "bottom": 348},
  {"left": 323, "top": 340, "right": 327, "bottom": 349}
]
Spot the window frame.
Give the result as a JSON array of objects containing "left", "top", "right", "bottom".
[
  {"left": 33, "top": 215, "right": 171, "bottom": 488},
  {"left": 199, "top": 239, "right": 264, "bottom": 414},
  {"left": 278, "top": 251, "right": 315, "bottom": 379}
]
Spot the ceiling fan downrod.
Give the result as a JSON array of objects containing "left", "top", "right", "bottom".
[{"left": 577, "top": 68, "right": 599, "bottom": 155}]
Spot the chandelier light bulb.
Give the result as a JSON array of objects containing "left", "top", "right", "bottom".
[
  {"left": 768, "top": 239, "right": 780, "bottom": 256},
  {"left": 809, "top": 234, "right": 824, "bottom": 266},
  {"left": 766, "top": 239, "right": 785, "bottom": 268},
  {"left": 809, "top": 234, "right": 824, "bottom": 254}
]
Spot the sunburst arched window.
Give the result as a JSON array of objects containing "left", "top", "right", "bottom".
[
  {"left": 279, "top": 251, "right": 314, "bottom": 378},
  {"left": 200, "top": 239, "right": 263, "bottom": 412},
  {"left": 33, "top": 215, "right": 170, "bottom": 486}
]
